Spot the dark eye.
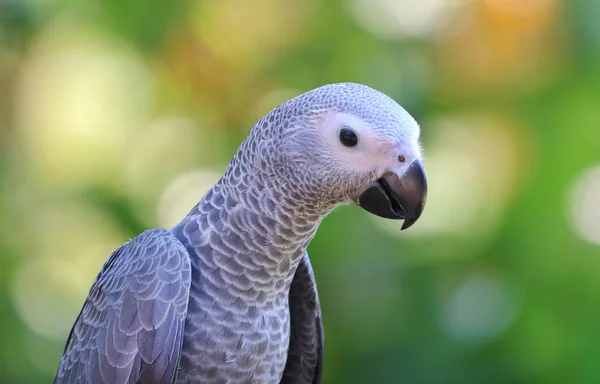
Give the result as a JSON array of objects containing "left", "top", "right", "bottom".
[{"left": 339, "top": 128, "right": 358, "bottom": 147}]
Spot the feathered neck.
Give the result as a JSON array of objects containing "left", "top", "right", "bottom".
[{"left": 172, "top": 157, "right": 329, "bottom": 304}]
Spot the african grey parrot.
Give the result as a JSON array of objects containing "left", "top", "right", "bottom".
[{"left": 54, "top": 82, "right": 427, "bottom": 384}]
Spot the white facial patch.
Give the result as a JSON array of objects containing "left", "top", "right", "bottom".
[{"left": 318, "top": 112, "right": 406, "bottom": 175}]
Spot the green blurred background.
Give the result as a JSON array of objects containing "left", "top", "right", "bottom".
[{"left": 1, "top": 0, "right": 600, "bottom": 382}]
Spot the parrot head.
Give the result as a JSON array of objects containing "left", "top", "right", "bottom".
[{"left": 248, "top": 82, "right": 427, "bottom": 230}]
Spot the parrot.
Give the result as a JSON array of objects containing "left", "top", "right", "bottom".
[{"left": 54, "top": 82, "right": 428, "bottom": 384}]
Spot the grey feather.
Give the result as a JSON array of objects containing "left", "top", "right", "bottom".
[
  {"left": 281, "top": 252, "right": 324, "bottom": 384},
  {"left": 55, "top": 229, "right": 191, "bottom": 384}
]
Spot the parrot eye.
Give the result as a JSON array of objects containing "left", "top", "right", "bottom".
[{"left": 339, "top": 128, "right": 358, "bottom": 147}]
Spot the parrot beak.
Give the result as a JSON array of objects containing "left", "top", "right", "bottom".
[{"left": 354, "top": 159, "right": 427, "bottom": 230}]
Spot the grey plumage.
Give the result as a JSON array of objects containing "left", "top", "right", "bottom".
[
  {"left": 55, "top": 82, "right": 427, "bottom": 384},
  {"left": 281, "top": 252, "right": 323, "bottom": 384},
  {"left": 56, "top": 229, "right": 191, "bottom": 383}
]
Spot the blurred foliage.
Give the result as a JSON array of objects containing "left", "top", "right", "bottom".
[{"left": 1, "top": 0, "right": 600, "bottom": 383}]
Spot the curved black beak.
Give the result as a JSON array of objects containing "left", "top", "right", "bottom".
[{"left": 354, "top": 159, "right": 427, "bottom": 230}]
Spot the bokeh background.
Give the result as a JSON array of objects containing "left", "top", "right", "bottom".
[{"left": 1, "top": 0, "right": 600, "bottom": 382}]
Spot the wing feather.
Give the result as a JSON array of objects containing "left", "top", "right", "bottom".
[
  {"left": 280, "top": 251, "right": 324, "bottom": 384},
  {"left": 55, "top": 228, "right": 191, "bottom": 384}
]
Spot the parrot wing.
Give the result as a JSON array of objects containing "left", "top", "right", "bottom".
[
  {"left": 55, "top": 228, "right": 191, "bottom": 384},
  {"left": 281, "top": 251, "right": 324, "bottom": 384}
]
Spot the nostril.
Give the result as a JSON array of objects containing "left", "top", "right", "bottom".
[{"left": 398, "top": 154, "right": 406, "bottom": 163}]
